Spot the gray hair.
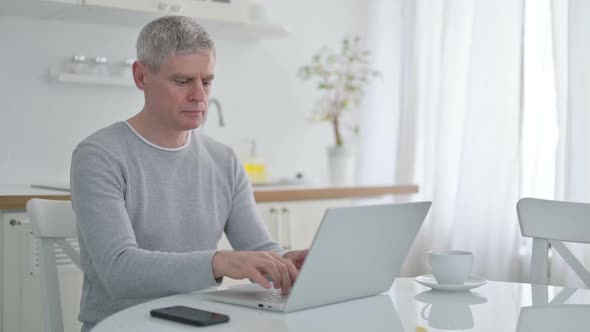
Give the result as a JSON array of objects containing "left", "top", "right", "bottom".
[{"left": 136, "top": 15, "right": 215, "bottom": 71}]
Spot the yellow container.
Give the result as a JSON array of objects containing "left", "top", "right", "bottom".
[
  {"left": 241, "top": 139, "right": 268, "bottom": 184},
  {"left": 244, "top": 161, "right": 268, "bottom": 184}
]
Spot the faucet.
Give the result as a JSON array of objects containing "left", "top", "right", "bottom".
[{"left": 208, "top": 98, "right": 225, "bottom": 127}]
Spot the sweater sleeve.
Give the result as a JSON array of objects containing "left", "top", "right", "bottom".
[
  {"left": 223, "top": 153, "right": 288, "bottom": 256},
  {"left": 71, "top": 144, "right": 220, "bottom": 300}
]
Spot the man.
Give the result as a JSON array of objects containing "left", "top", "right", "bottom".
[{"left": 70, "top": 15, "right": 308, "bottom": 330}]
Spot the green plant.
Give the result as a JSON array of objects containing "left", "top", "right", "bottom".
[{"left": 298, "top": 35, "right": 380, "bottom": 147}]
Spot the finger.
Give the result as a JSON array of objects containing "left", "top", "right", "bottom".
[
  {"left": 260, "top": 260, "right": 282, "bottom": 289},
  {"left": 284, "top": 250, "right": 308, "bottom": 270},
  {"left": 279, "top": 256, "right": 299, "bottom": 283},
  {"left": 295, "top": 260, "right": 303, "bottom": 270},
  {"left": 301, "top": 249, "right": 310, "bottom": 259},
  {"left": 296, "top": 257, "right": 306, "bottom": 270},
  {"left": 248, "top": 268, "right": 271, "bottom": 289},
  {"left": 296, "top": 250, "right": 309, "bottom": 263},
  {"left": 287, "top": 260, "right": 299, "bottom": 281},
  {"left": 276, "top": 261, "right": 291, "bottom": 295},
  {"left": 269, "top": 253, "right": 294, "bottom": 293},
  {"left": 274, "top": 253, "right": 299, "bottom": 286}
]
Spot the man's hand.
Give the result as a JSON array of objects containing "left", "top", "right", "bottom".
[
  {"left": 283, "top": 249, "right": 309, "bottom": 270},
  {"left": 212, "top": 251, "right": 299, "bottom": 295}
]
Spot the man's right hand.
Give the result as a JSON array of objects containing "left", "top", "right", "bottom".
[{"left": 212, "top": 251, "right": 299, "bottom": 295}]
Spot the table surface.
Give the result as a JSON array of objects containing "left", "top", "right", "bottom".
[{"left": 93, "top": 277, "right": 590, "bottom": 332}]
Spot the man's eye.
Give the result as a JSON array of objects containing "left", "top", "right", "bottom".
[
  {"left": 203, "top": 81, "right": 212, "bottom": 87},
  {"left": 176, "top": 80, "right": 189, "bottom": 86}
]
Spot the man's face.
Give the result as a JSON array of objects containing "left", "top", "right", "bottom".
[{"left": 137, "top": 51, "right": 215, "bottom": 131}]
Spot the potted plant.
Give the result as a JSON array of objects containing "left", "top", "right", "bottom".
[{"left": 298, "top": 35, "right": 380, "bottom": 185}]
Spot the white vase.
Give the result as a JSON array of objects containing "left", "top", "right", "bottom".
[{"left": 327, "top": 145, "right": 355, "bottom": 186}]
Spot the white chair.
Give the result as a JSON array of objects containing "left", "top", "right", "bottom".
[
  {"left": 26, "top": 198, "right": 81, "bottom": 332},
  {"left": 517, "top": 197, "right": 590, "bottom": 288}
]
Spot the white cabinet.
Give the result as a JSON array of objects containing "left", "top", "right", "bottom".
[
  {"left": 1, "top": 0, "right": 287, "bottom": 42},
  {"left": 84, "top": 0, "right": 172, "bottom": 14},
  {"left": 1, "top": 213, "right": 83, "bottom": 332},
  {"left": 41, "top": 0, "right": 80, "bottom": 4},
  {"left": 216, "top": 200, "right": 353, "bottom": 253},
  {"left": 83, "top": 0, "right": 249, "bottom": 23},
  {"left": 257, "top": 199, "right": 355, "bottom": 251}
]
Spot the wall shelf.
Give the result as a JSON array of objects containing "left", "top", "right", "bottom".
[
  {"left": 54, "top": 71, "right": 135, "bottom": 87},
  {"left": 206, "top": 21, "right": 288, "bottom": 40}
]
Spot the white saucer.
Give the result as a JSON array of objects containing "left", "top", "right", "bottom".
[{"left": 414, "top": 274, "right": 488, "bottom": 292}]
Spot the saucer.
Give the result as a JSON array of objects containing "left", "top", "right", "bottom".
[{"left": 414, "top": 274, "right": 488, "bottom": 292}]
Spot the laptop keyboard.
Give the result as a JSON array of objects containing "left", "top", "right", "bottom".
[{"left": 254, "top": 289, "right": 288, "bottom": 303}]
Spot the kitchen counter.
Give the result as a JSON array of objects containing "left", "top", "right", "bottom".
[
  {"left": 0, "top": 184, "right": 418, "bottom": 210},
  {"left": 0, "top": 186, "right": 71, "bottom": 210},
  {"left": 252, "top": 184, "right": 418, "bottom": 202}
]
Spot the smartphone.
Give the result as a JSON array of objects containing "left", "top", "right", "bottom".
[{"left": 150, "top": 305, "right": 230, "bottom": 326}]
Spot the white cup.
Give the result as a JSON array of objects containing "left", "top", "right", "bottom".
[{"left": 426, "top": 250, "right": 474, "bottom": 285}]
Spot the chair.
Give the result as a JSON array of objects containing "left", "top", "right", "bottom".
[
  {"left": 517, "top": 197, "right": 590, "bottom": 288},
  {"left": 26, "top": 198, "right": 81, "bottom": 332}
]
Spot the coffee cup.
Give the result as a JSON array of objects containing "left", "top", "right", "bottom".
[{"left": 426, "top": 250, "right": 473, "bottom": 285}]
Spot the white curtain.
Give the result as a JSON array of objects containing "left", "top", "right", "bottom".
[
  {"left": 549, "top": 0, "right": 590, "bottom": 288},
  {"left": 361, "top": 0, "right": 526, "bottom": 282},
  {"left": 362, "top": 0, "right": 590, "bottom": 286}
]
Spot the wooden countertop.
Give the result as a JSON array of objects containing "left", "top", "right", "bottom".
[
  {"left": 0, "top": 185, "right": 418, "bottom": 210},
  {"left": 253, "top": 185, "right": 418, "bottom": 202}
]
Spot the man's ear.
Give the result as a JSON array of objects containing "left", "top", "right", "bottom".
[{"left": 133, "top": 61, "right": 149, "bottom": 90}]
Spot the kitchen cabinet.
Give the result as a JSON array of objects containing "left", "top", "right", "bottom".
[
  {"left": 42, "top": 0, "right": 79, "bottom": 4},
  {"left": 1, "top": 213, "right": 82, "bottom": 332},
  {"left": 83, "top": 0, "right": 249, "bottom": 24},
  {"left": 257, "top": 199, "right": 355, "bottom": 251},
  {"left": 217, "top": 199, "right": 356, "bottom": 253},
  {"left": 0, "top": 0, "right": 288, "bottom": 40}
]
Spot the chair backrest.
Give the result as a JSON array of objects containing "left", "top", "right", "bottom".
[
  {"left": 517, "top": 197, "right": 590, "bottom": 287},
  {"left": 26, "top": 198, "right": 80, "bottom": 332}
]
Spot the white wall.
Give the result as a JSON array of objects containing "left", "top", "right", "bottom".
[{"left": 0, "top": 1, "right": 371, "bottom": 186}]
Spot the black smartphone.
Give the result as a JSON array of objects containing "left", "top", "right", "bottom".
[{"left": 150, "top": 305, "right": 230, "bottom": 326}]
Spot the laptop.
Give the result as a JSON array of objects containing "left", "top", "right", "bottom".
[{"left": 204, "top": 201, "right": 431, "bottom": 312}]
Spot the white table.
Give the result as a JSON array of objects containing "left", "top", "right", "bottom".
[{"left": 93, "top": 278, "right": 590, "bottom": 332}]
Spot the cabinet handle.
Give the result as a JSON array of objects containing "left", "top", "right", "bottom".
[
  {"left": 157, "top": 2, "right": 169, "bottom": 11},
  {"left": 9, "top": 219, "right": 22, "bottom": 226},
  {"left": 170, "top": 4, "right": 182, "bottom": 12},
  {"left": 268, "top": 208, "right": 280, "bottom": 243},
  {"left": 280, "top": 208, "right": 292, "bottom": 250}
]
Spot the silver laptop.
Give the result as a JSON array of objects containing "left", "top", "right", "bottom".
[{"left": 204, "top": 202, "right": 431, "bottom": 312}]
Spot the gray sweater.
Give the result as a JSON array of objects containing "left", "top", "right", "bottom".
[{"left": 70, "top": 122, "right": 285, "bottom": 328}]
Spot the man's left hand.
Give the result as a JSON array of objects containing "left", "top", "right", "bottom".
[{"left": 283, "top": 249, "right": 309, "bottom": 270}]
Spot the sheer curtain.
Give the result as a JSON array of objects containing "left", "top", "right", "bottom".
[
  {"left": 361, "top": 0, "right": 526, "bottom": 281},
  {"left": 361, "top": 0, "right": 590, "bottom": 286},
  {"left": 549, "top": 0, "right": 590, "bottom": 288}
]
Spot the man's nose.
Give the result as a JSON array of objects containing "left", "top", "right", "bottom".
[{"left": 189, "top": 82, "right": 206, "bottom": 101}]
